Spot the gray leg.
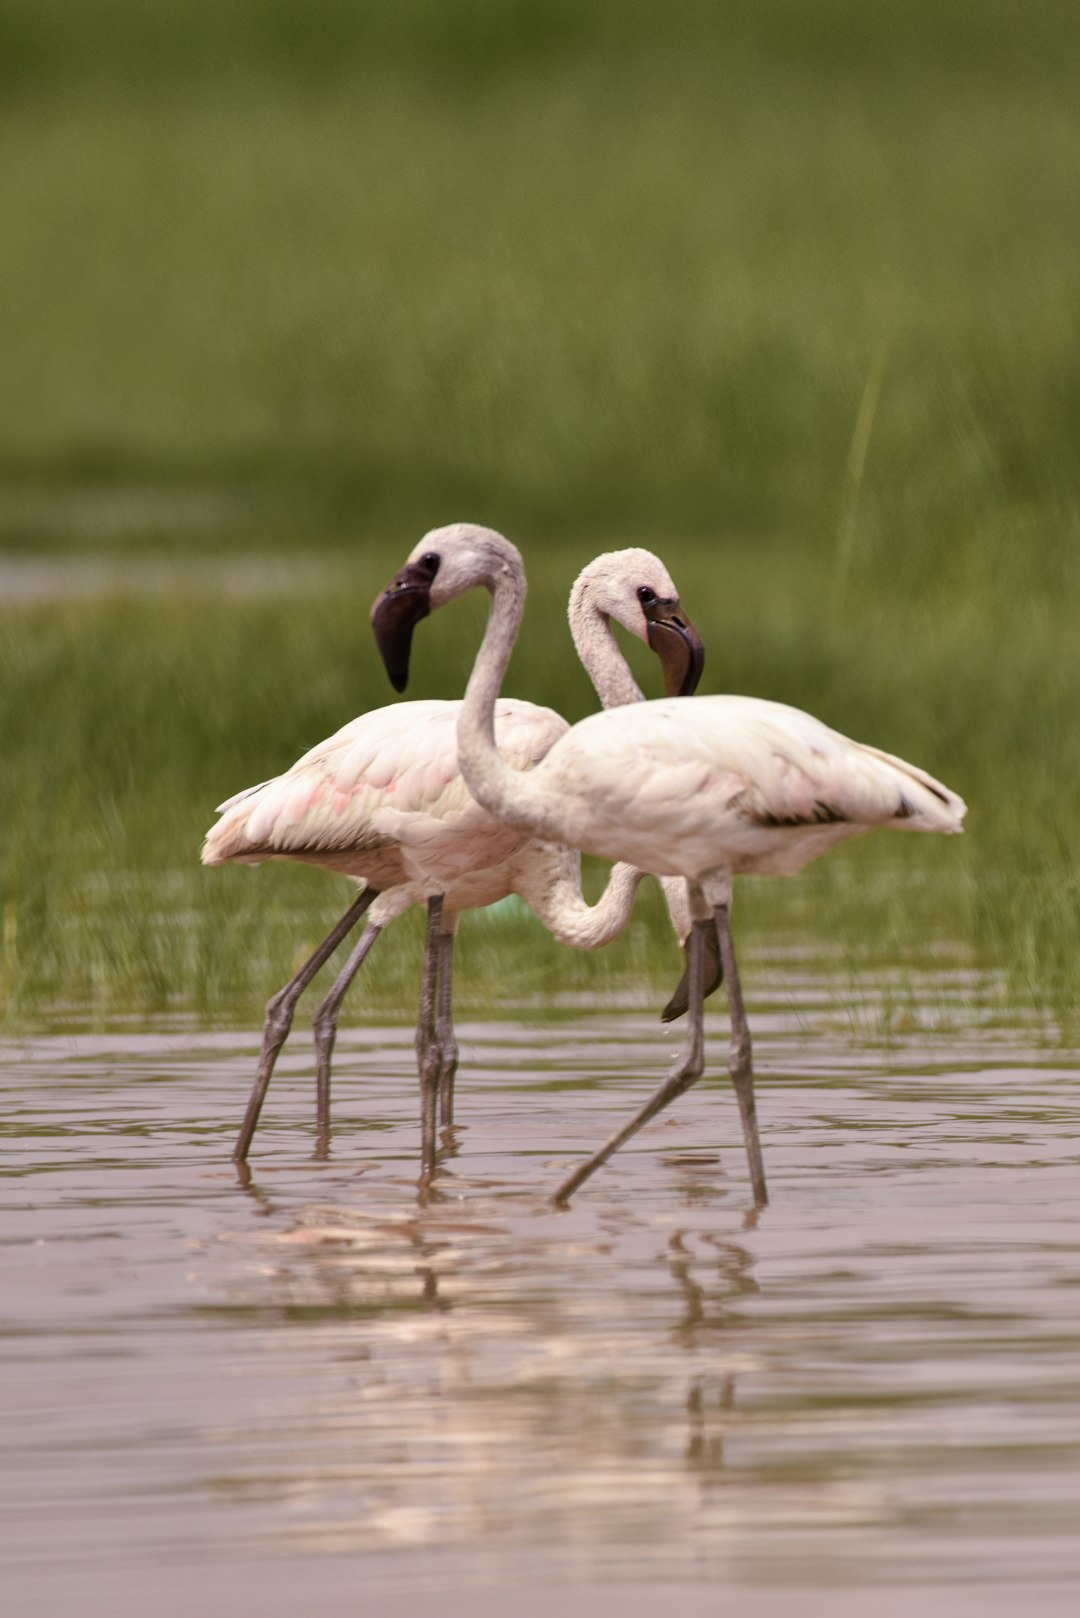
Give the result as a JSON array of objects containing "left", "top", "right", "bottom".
[
  {"left": 552, "top": 917, "right": 709, "bottom": 1205},
  {"left": 435, "top": 926, "right": 459, "bottom": 1130},
  {"left": 232, "top": 889, "right": 378, "bottom": 1165},
  {"left": 416, "top": 896, "right": 443, "bottom": 1180},
  {"left": 713, "top": 903, "right": 768, "bottom": 1207},
  {"left": 311, "top": 921, "right": 383, "bottom": 1156}
]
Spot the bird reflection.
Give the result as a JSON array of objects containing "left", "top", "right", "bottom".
[
  {"left": 209, "top": 1168, "right": 765, "bottom": 1559},
  {"left": 667, "top": 1227, "right": 761, "bottom": 1344},
  {"left": 686, "top": 1374, "right": 735, "bottom": 1470},
  {"left": 665, "top": 1226, "right": 759, "bottom": 1473}
]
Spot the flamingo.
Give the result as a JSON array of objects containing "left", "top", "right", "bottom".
[
  {"left": 372, "top": 523, "right": 968, "bottom": 1207},
  {"left": 203, "top": 546, "right": 705, "bottom": 1173}
]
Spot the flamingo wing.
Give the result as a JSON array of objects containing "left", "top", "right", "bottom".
[
  {"left": 532, "top": 695, "right": 965, "bottom": 878},
  {"left": 201, "top": 698, "right": 568, "bottom": 886},
  {"left": 689, "top": 699, "right": 966, "bottom": 832}
]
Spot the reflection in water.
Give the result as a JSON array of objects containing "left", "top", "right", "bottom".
[
  {"left": 217, "top": 1185, "right": 761, "bottom": 1562},
  {"left": 667, "top": 1226, "right": 761, "bottom": 1344},
  {"left": 3, "top": 969, "right": 1080, "bottom": 1607}
]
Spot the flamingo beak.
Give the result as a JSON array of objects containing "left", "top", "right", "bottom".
[
  {"left": 371, "top": 562, "right": 434, "bottom": 692},
  {"left": 643, "top": 598, "right": 706, "bottom": 696}
]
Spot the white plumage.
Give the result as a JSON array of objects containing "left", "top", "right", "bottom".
[
  {"left": 204, "top": 698, "right": 564, "bottom": 892},
  {"left": 374, "top": 523, "right": 967, "bottom": 1206},
  {"left": 205, "top": 546, "right": 704, "bottom": 1171},
  {"left": 522, "top": 694, "right": 964, "bottom": 885}
]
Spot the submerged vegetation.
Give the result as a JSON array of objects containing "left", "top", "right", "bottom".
[{"left": 1, "top": 0, "right": 1078, "bottom": 1029}]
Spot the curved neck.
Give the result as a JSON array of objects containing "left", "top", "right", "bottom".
[
  {"left": 513, "top": 845, "right": 644, "bottom": 948},
  {"left": 569, "top": 586, "right": 644, "bottom": 709},
  {"left": 458, "top": 562, "right": 562, "bottom": 839},
  {"left": 658, "top": 874, "right": 693, "bottom": 946}
]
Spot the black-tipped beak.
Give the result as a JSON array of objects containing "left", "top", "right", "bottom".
[
  {"left": 643, "top": 598, "right": 706, "bottom": 697},
  {"left": 660, "top": 918, "right": 724, "bottom": 1023},
  {"left": 370, "top": 562, "right": 435, "bottom": 692}
]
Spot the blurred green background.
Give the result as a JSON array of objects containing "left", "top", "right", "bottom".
[{"left": 2, "top": 0, "right": 1078, "bottom": 1030}]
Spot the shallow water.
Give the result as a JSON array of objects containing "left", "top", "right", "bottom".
[{"left": 3, "top": 967, "right": 1080, "bottom": 1617}]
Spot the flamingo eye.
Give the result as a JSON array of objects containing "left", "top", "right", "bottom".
[
  {"left": 419, "top": 553, "right": 441, "bottom": 576},
  {"left": 637, "top": 585, "right": 656, "bottom": 606}
]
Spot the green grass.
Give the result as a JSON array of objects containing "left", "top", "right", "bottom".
[
  {"left": 4, "top": 1, "right": 1076, "bottom": 93},
  {"left": 1, "top": 536, "right": 1075, "bottom": 1033},
  {"left": 3, "top": 5, "right": 1079, "bottom": 550},
  {"left": 1, "top": 2, "right": 1078, "bottom": 1030}
]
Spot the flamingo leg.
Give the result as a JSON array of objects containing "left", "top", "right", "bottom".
[
  {"left": 713, "top": 903, "right": 768, "bottom": 1208},
  {"left": 416, "top": 896, "right": 443, "bottom": 1180},
  {"left": 552, "top": 917, "right": 709, "bottom": 1205},
  {"left": 311, "top": 920, "right": 384, "bottom": 1158},
  {"left": 232, "top": 888, "right": 378, "bottom": 1165},
  {"left": 435, "top": 925, "right": 459, "bottom": 1130}
]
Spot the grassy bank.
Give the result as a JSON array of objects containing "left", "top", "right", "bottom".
[{"left": 1, "top": 535, "right": 1074, "bottom": 1032}]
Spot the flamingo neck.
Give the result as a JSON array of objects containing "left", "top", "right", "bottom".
[
  {"left": 458, "top": 558, "right": 557, "bottom": 838},
  {"left": 658, "top": 875, "right": 693, "bottom": 946},
  {"left": 568, "top": 587, "right": 644, "bottom": 709},
  {"left": 514, "top": 845, "right": 644, "bottom": 948}
]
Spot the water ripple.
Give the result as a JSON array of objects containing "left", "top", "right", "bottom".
[{"left": 2, "top": 980, "right": 1079, "bottom": 1612}]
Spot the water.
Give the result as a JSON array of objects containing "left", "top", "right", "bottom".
[{"left": 3, "top": 966, "right": 1079, "bottom": 1617}]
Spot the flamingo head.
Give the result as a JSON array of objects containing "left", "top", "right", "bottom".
[
  {"left": 371, "top": 523, "right": 523, "bottom": 691},
  {"left": 571, "top": 548, "right": 706, "bottom": 697}
]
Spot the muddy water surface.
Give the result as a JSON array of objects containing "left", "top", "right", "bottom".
[{"left": 3, "top": 968, "right": 1079, "bottom": 1616}]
